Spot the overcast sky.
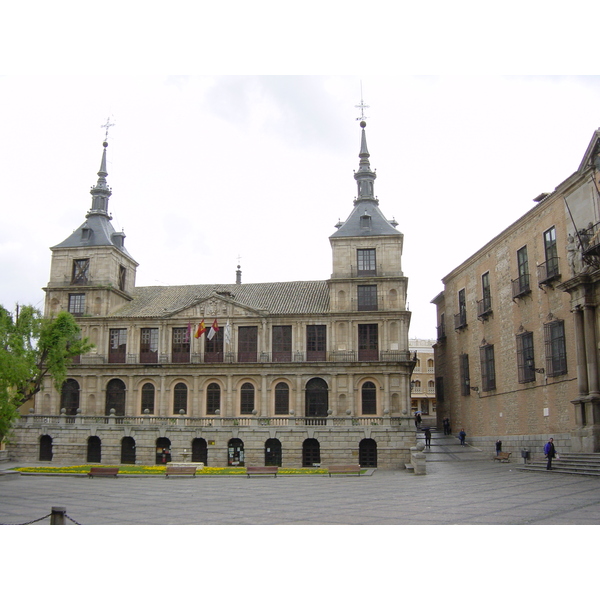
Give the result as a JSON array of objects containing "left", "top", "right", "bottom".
[{"left": 2, "top": 75, "right": 600, "bottom": 338}]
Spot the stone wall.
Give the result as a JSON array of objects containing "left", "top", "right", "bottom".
[{"left": 8, "top": 422, "right": 417, "bottom": 470}]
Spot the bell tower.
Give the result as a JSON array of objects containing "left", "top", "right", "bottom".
[{"left": 44, "top": 139, "right": 138, "bottom": 318}]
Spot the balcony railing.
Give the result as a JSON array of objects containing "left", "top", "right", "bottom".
[
  {"left": 538, "top": 257, "right": 561, "bottom": 285},
  {"left": 511, "top": 273, "right": 531, "bottom": 298},
  {"left": 19, "top": 413, "right": 406, "bottom": 428},
  {"left": 436, "top": 323, "right": 446, "bottom": 342},
  {"left": 454, "top": 311, "right": 467, "bottom": 330},
  {"left": 476, "top": 295, "right": 492, "bottom": 320},
  {"left": 80, "top": 349, "right": 415, "bottom": 366}
]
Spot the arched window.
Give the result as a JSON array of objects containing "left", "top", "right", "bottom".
[
  {"left": 207, "top": 383, "right": 220, "bottom": 415},
  {"left": 359, "top": 438, "right": 377, "bottom": 468},
  {"left": 427, "top": 358, "right": 434, "bottom": 372},
  {"left": 265, "top": 438, "right": 282, "bottom": 466},
  {"left": 228, "top": 438, "right": 244, "bottom": 466},
  {"left": 275, "top": 382, "right": 289, "bottom": 415},
  {"left": 302, "top": 438, "right": 320, "bottom": 467},
  {"left": 240, "top": 382, "right": 255, "bottom": 414},
  {"left": 361, "top": 381, "right": 377, "bottom": 414},
  {"left": 39, "top": 434, "right": 53, "bottom": 461},
  {"left": 305, "top": 378, "right": 328, "bottom": 417},
  {"left": 121, "top": 436, "right": 136, "bottom": 464},
  {"left": 105, "top": 379, "right": 126, "bottom": 416},
  {"left": 141, "top": 382, "right": 155, "bottom": 414},
  {"left": 192, "top": 438, "right": 208, "bottom": 464},
  {"left": 60, "top": 379, "right": 80, "bottom": 416},
  {"left": 174, "top": 382, "right": 187, "bottom": 414},
  {"left": 428, "top": 380, "right": 435, "bottom": 391},
  {"left": 87, "top": 436, "right": 101, "bottom": 463}
]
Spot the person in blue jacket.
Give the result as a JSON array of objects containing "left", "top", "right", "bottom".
[
  {"left": 544, "top": 438, "right": 556, "bottom": 470},
  {"left": 459, "top": 429, "right": 466, "bottom": 446}
]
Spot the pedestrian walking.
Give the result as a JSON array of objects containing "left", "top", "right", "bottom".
[
  {"left": 442, "top": 417, "right": 449, "bottom": 435},
  {"left": 459, "top": 429, "right": 466, "bottom": 446},
  {"left": 544, "top": 437, "right": 557, "bottom": 470},
  {"left": 495, "top": 440, "right": 502, "bottom": 456},
  {"left": 415, "top": 412, "right": 422, "bottom": 429},
  {"left": 424, "top": 427, "right": 431, "bottom": 448}
]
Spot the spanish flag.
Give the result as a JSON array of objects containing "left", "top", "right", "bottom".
[
  {"left": 207, "top": 319, "right": 219, "bottom": 340},
  {"left": 194, "top": 320, "right": 206, "bottom": 338}
]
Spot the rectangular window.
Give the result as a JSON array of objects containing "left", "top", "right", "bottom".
[
  {"left": 172, "top": 327, "right": 190, "bottom": 363},
  {"left": 455, "top": 289, "right": 467, "bottom": 329},
  {"left": 272, "top": 325, "right": 292, "bottom": 362},
  {"left": 478, "top": 272, "right": 492, "bottom": 316},
  {"left": 238, "top": 326, "right": 258, "bottom": 363},
  {"left": 357, "top": 248, "right": 376, "bottom": 276},
  {"left": 306, "top": 325, "right": 326, "bottom": 361},
  {"left": 357, "top": 285, "right": 378, "bottom": 311},
  {"left": 118, "top": 265, "right": 126, "bottom": 291},
  {"left": 358, "top": 323, "right": 379, "bottom": 361},
  {"left": 513, "top": 245, "right": 531, "bottom": 297},
  {"left": 204, "top": 328, "right": 223, "bottom": 363},
  {"left": 516, "top": 331, "right": 535, "bottom": 383},
  {"left": 68, "top": 293, "right": 85, "bottom": 316},
  {"left": 480, "top": 344, "right": 496, "bottom": 392},
  {"left": 542, "top": 226, "right": 560, "bottom": 280},
  {"left": 71, "top": 258, "right": 90, "bottom": 285},
  {"left": 544, "top": 319, "right": 567, "bottom": 376},
  {"left": 460, "top": 354, "right": 470, "bottom": 396},
  {"left": 140, "top": 328, "right": 159, "bottom": 364},
  {"left": 109, "top": 328, "right": 127, "bottom": 363}
]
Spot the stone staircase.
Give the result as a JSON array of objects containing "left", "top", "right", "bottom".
[
  {"left": 517, "top": 453, "right": 600, "bottom": 476},
  {"left": 416, "top": 427, "right": 488, "bottom": 461}
]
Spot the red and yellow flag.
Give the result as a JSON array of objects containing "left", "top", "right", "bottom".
[{"left": 194, "top": 320, "right": 206, "bottom": 338}]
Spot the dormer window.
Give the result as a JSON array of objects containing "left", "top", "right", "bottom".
[
  {"left": 71, "top": 259, "right": 90, "bottom": 285},
  {"left": 360, "top": 215, "right": 372, "bottom": 230},
  {"left": 81, "top": 227, "right": 91, "bottom": 241}
]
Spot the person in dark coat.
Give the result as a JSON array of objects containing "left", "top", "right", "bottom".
[
  {"left": 415, "top": 412, "right": 422, "bottom": 429},
  {"left": 459, "top": 429, "right": 466, "bottom": 446},
  {"left": 544, "top": 438, "right": 556, "bottom": 470},
  {"left": 424, "top": 427, "right": 432, "bottom": 448},
  {"left": 495, "top": 440, "right": 502, "bottom": 456}
]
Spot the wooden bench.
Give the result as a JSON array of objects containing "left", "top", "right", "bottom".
[
  {"left": 246, "top": 466, "right": 279, "bottom": 478},
  {"left": 327, "top": 465, "right": 362, "bottom": 477},
  {"left": 88, "top": 467, "right": 119, "bottom": 478},
  {"left": 493, "top": 452, "right": 512, "bottom": 463},
  {"left": 165, "top": 465, "right": 197, "bottom": 477}
]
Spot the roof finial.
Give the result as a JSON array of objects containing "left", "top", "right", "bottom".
[
  {"left": 355, "top": 82, "right": 369, "bottom": 123},
  {"left": 101, "top": 117, "right": 115, "bottom": 143}
]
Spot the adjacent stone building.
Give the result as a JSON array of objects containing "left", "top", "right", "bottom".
[
  {"left": 432, "top": 129, "right": 600, "bottom": 458},
  {"left": 409, "top": 338, "right": 436, "bottom": 420},
  {"left": 9, "top": 120, "right": 418, "bottom": 469}
]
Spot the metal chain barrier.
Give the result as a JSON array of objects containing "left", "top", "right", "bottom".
[{"left": 0, "top": 509, "right": 82, "bottom": 525}]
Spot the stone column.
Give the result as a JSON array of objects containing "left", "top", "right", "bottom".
[
  {"left": 583, "top": 304, "right": 600, "bottom": 395},
  {"left": 574, "top": 308, "right": 588, "bottom": 396}
]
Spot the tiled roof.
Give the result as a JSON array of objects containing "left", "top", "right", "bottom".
[{"left": 110, "top": 280, "right": 330, "bottom": 318}]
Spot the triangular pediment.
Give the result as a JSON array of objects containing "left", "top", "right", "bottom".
[
  {"left": 578, "top": 128, "right": 600, "bottom": 172},
  {"left": 169, "top": 292, "right": 268, "bottom": 319}
]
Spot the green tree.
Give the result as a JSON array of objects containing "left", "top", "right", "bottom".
[{"left": 0, "top": 305, "right": 93, "bottom": 441}]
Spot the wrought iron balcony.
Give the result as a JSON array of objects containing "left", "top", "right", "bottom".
[
  {"left": 537, "top": 257, "right": 560, "bottom": 285},
  {"left": 454, "top": 311, "right": 467, "bottom": 330},
  {"left": 511, "top": 274, "right": 530, "bottom": 298},
  {"left": 476, "top": 295, "right": 492, "bottom": 320}
]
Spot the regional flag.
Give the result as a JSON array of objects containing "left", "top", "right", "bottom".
[
  {"left": 194, "top": 320, "right": 206, "bottom": 338},
  {"left": 207, "top": 319, "right": 219, "bottom": 340}
]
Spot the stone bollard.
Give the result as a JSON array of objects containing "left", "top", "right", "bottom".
[
  {"left": 51, "top": 506, "right": 66, "bottom": 525},
  {"left": 410, "top": 441, "right": 427, "bottom": 475}
]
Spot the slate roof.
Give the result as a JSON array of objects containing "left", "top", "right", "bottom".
[{"left": 110, "top": 280, "right": 331, "bottom": 318}]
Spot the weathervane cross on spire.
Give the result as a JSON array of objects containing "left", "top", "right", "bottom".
[
  {"left": 101, "top": 117, "right": 115, "bottom": 142},
  {"left": 355, "top": 82, "right": 369, "bottom": 121}
]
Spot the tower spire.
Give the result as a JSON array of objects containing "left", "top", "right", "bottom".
[
  {"left": 353, "top": 119, "right": 377, "bottom": 205},
  {"left": 87, "top": 140, "right": 113, "bottom": 218}
]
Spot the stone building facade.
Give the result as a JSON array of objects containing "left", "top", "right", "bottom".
[
  {"left": 409, "top": 339, "right": 436, "bottom": 419},
  {"left": 9, "top": 121, "right": 418, "bottom": 469},
  {"left": 432, "top": 129, "right": 600, "bottom": 458}
]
